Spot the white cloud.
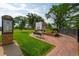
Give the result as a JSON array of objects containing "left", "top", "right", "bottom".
[
  {"left": 0, "top": 11, "right": 25, "bottom": 27},
  {"left": 0, "top": 4, "right": 16, "bottom": 10},
  {"left": 0, "top": 0, "right": 53, "bottom": 3},
  {"left": 0, "top": 0, "right": 8, "bottom": 3},
  {"left": 0, "top": 3, "right": 27, "bottom": 27},
  {"left": 0, "top": 3, "right": 52, "bottom": 27},
  {"left": 25, "top": 7, "right": 50, "bottom": 23},
  {"left": 0, "top": 0, "right": 79, "bottom": 3},
  {"left": 0, "top": 10, "right": 25, "bottom": 17},
  {"left": 20, "top": 4, "right": 26, "bottom": 8},
  {"left": 26, "top": 8, "right": 40, "bottom": 15},
  {"left": 0, "top": 3, "right": 27, "bottom": 10}
]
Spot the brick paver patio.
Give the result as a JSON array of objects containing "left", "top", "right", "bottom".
[{"left": 32, "top": 33, "right": 78, "bottom": 56}]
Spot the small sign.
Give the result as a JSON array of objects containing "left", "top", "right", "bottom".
[
  {"left": 2, "top": 15, "right": 13, "bottom": 45},
  {"left": 3, "top": 20, "right": 12, "bottom": 33},
  {"left": 35, "top": 22, "right": 43, "bottom": 30}
]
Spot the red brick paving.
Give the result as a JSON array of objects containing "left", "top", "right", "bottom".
[{"left": 33, "top": 33, "right": 78, "bottom": 56}]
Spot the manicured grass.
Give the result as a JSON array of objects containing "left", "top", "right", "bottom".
[
  {"left": 0, "top": 32, "right": 2, "bottom": 44},
  {"left": 0, "top": 36, "right": 2, "bottom": 44},
  {"left": 14, "top": 29, "right": 55, "bottom": 56},
  {"left": 45, "top": 29, "right": 53, "bottom": 33}
]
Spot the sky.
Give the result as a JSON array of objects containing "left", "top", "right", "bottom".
[{"left": 0, "top": 3, "right": 55, "bottom": 27}]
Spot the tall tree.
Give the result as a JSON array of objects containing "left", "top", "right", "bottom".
[
  {"left": 26, "top": 13, "right": 44, "bottom": 29},
  {"left": 14, "top": 16, "right": 27, "bottom": 29},
  {"left": 46, "top": 3, "right": 79, "bottom": 30},
  {"left": 67, "top": 4, "right": 79, "bottom": 29},
  {"left": 19, "top": 19, "right": 26, "bottom": 30}
]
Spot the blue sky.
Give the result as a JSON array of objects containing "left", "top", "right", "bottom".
[{"left": 0, "top": 3, "right": 55, "bottom": 27}]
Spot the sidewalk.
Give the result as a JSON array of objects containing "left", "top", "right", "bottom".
[
  {"left": 32, "top": 33, "right": 78, "bottom": 56},
  {"left": 0, "top": 41, "right": 23, "bottom": 56}
]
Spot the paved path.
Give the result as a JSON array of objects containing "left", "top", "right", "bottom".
[
  {"left": 0, "top": 31, "right": 23, "bottom": 56},
  {"left": 33, "top": 34, "right": 78, "bottom": 56},
  {"left": 0, "top": 41, "right": 23, "bottom": 56}
]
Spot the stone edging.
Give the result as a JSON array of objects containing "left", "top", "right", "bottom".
[{"left": 30, "top": 33, "right": 54, "bottom": 45}]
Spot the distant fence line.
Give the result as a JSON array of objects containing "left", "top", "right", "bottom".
[{"left": 59, "top": 28, "right": 78, "bottom": 39}]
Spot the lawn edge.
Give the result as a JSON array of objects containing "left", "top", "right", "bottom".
[{"left": 30, "top": 33, "right": 56, "bottom": 56}]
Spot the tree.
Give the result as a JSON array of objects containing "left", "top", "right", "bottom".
[
  {"left": 46, "top": 3, "right": 79, "bottom": 30},
  {"left": 14, "top": 16, "right": 27, "bottom": 29},
  {"left": 26, "top": 13, "right": 44, "bottom": 29},
  {"left": 19, "top": 19, "right": 26, "bottom": 30},
  {"left": 47, "top": 23, "right": 52, "bottom": 30},
  {"left": 67, "top": 4, "right": 79, "bottom": 29}
]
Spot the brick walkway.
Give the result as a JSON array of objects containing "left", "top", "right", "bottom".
[{"left": 33, "top": 33, "right": 78, "bottom": 56}]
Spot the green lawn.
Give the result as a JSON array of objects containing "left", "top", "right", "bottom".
[
  {"left": 14, "top": 29, "right": 55, "bottom": 56},
  {"left": 0, "top": 36, "right": 2, "bottom": 44},
  {"left": 0, "top": 30, "right": 55, "bottom": 56},
  {"left": 0, "top": 32, "right": 2, "bottom": 44}
]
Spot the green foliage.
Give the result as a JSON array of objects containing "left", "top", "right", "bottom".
[
  {"left": 47, "top": 23, "right": 53, "bottom": 30},
  {"left": 13, "top": 30, "right": 54, "bottom": 56},
  {"left": 13, "top": 16, "right": 27, "bottom": 30},
  {"left": 46, "top": 3, "right": 79, "bottom": 29},
  {"left": 68, "top": 14, "right": 79, "bottom": 29},
  {"left": 0, "top": 35, "right": 2, "bottom": 44},
  {"left": 14, "top": 13, "right": 45, "bottom": 30},
  {"left": 26, "top": 13, "right": 44, "bottom": 29},
  {"left": 19, "top": 20, "right": 26, "bottom": 30},
  {"left": 46, "top": 4, "right": 70, "bottom": 29}
]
